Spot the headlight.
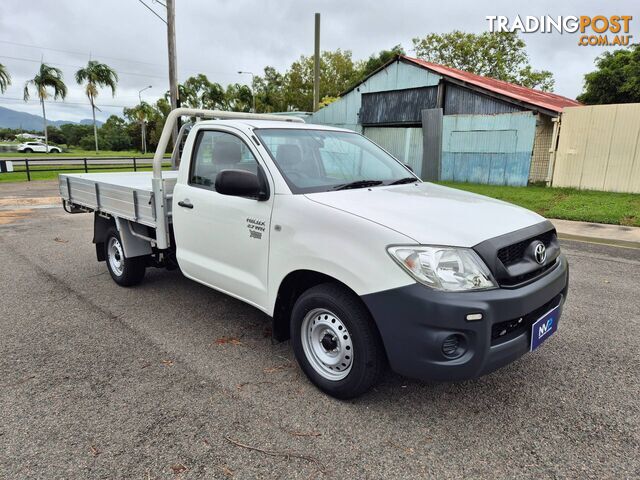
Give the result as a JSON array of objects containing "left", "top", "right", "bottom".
[{"left": 387, "top": 246, "right": 497, "bottom": 291}]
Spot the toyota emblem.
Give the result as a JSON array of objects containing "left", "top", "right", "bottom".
[{"left": 533, "top": 242, "right": 547, "bottom": 264}]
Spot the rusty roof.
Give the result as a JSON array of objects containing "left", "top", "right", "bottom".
[{"left": 401, "top": 55, "right": 581, "bottom": 113}]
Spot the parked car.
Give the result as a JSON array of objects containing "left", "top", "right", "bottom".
[
  {"left": 17, "top": 142, "right": 61, "bottom": 153},
  {"left": 59, "top": 108, "right": 569, "bottom": 399}
]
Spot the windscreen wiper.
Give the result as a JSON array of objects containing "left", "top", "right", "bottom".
[
  {"left": 333, "top": 180, "right": 384, "bottom": 190},
  {"left": 389, "top": 177, "right": 419, "bottom": 185}
]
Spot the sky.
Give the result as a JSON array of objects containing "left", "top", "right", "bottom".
[{"left": 0, "top": 0, "right": 638, "bottom": 123}]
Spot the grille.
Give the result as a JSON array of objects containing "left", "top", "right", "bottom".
[
  {"left": 491, "top": 294, "right": 561, "bottom": 345},
  {"left": 500, "top": 260, "right": 558, "bottom": 287},
  {"left": 497, "top": 230, "right": 555, "bottom": 267}
]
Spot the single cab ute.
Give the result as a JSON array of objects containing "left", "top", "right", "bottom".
[{"left": 60, "top": 109, "right": 569, "bottom": 398}]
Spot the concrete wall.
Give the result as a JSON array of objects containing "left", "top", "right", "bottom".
[{"left": 552, "top": 104, "right": 640, "bottom": 193}]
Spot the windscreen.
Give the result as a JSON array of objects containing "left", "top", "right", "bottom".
[{"left": 254, "top": 128, "right": 417, "bottom": 193}]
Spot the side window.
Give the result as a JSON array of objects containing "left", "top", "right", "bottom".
[{"left": 189, "top": 130, "right": 259, "bottom": 190}]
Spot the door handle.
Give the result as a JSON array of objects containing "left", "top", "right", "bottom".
[{"left": 178, "top": 200, "right": 193, "bottom": 209}]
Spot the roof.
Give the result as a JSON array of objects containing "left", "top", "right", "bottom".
[
  {"left": 340, "top": 55, "right": 580, "bottom": 114},
  {"left": 400, "top": 56, "right": 580, "bottom": 113}
]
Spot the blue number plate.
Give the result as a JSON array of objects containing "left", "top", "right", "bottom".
[{"left": 530, "top": 305, "right": 560, "bottom": 351}]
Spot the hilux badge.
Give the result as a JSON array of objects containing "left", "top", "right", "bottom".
[{"left": 534, "top": 242, "right": 546, "bottom": 264}]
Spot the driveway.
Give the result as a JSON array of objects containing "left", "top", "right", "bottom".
[{"left": 0, "top": 188, "right": 638, "bottom": 479}]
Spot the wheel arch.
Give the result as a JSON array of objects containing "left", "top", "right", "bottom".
[{"left": 271, "top": 269, "right": 384, "bottom": 347}]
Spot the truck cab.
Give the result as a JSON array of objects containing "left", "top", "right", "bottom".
[{"left": 60, "top": 109, "right": 569, "bottom": 399}]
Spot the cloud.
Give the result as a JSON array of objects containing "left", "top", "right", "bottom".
[{"left": 0, "top": 0, "right": 637, "bottom": 122}]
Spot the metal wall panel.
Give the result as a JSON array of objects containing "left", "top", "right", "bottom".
[
  {"left": 360, "top": 87, "right": 438, "bottom": 125},
  {"left": 421, "top": 108, "right": 443, "bottom": 181},
  {"left": 441, "top": 112, "right": 536, "bottom": 186},
  {"left": 309, "top": 60, "right": 441, "bottom": 130},
  {"left": 553, "top": 104, "right": 640, "bottom": 193},
  {"left": 363, "top": 127, "right": 424, "bottom": 176},
  {"left": 444, "top": 84, "right": 523, "bottom": 115}
]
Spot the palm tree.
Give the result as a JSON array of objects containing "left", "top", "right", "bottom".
[
  {"left": 0, "top": 64, "right": 11, "bottom": 93},
  {"left": 76, "top": 60, "right": 118, "bottom": 153},
  {"left": 23, "top": 63, "right": 67, "bottom": 151}
]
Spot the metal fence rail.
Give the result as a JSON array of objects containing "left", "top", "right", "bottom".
[{"left": 0, "top": 156, "right": 172, "bottom": 181}]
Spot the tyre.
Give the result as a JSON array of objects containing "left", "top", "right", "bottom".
[
  {"left": 104, "top": 227, "right": 146, "bottom": 286},
  {"left": 291, "top": 283, "right": 386, "bottom": 399},
  {"left": 49, "top": 147, "right": 60, "bottom": 153},
  {"left": 23, "top": 148, "right": 33, "bottom": 153}
]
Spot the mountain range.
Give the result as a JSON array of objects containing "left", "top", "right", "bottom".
[{"left": 0, "top": 106, "right": 103, "bottom": 131}]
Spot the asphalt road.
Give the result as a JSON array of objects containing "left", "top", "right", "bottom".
[{"left": 0, "top": 190, "right": 638, "bottom": 479}]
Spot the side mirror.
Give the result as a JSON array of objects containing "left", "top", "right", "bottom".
[{"left": 215, "top": 169, "right": 269, "bottom": 200}]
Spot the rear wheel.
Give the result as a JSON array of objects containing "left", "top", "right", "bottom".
[
  {"left": 104, "top": 228, "right": 146, "bottom": 286},
  {"left": 23, "top": 148, "right": 33, "bottom": 153},
  {"left": 291, "top": 283, "right": 386, "bottom": 399}
]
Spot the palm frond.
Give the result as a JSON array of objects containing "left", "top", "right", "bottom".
[
  {"left": 75, "top": 60, "right": 119, "bottom": 99},
  {"left": 0, "top": 63, "right": 11, "bottom": 93}
]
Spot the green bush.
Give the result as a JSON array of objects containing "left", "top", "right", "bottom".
[{"left": 79, "top": 135, "right": 113, "bottom": 151}]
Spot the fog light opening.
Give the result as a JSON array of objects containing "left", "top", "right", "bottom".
[{"left": 441, "top": 334, "right": 467, "bottom": 359}]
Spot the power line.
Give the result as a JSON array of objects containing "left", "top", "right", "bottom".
[
  {"left": 0, "top": 39, "right": 161, "bottom": 68},
  {"left": 0, "top": 96, "right": 135, "bottom": 109},
  {"left": 0, "top": 39, "right": 243, "bottom": 77},
  {"left": 0, "top": 54, "right": 166, "bottom": 80},
  {"left": 137, "top": 0, "right": 167, "bottom": 24}
]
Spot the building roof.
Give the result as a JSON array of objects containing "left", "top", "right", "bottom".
[
  {"left": 340, "top": 55, "right": 580, "bottom": 114},
  {"left": 400, "top": 56, "right": 580, "bottom": 113}
]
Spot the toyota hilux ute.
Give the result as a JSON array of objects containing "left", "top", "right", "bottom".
[{"left": 59, "top": 108, "right": 569, "bottom": 399}]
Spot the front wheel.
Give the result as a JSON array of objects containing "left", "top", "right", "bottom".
[
  {"left": 291, "top": 283, "right": 386, "bottom": 399},
  {"left": 49, "top": 147, "right": 60, "bottom": 153},
  {"left": 104, "top": 228, "right": 146, "bottom": 286}
]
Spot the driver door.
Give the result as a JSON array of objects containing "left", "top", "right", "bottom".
[{"left": 172, "top": 128, "right": 274, "bottom": 310}]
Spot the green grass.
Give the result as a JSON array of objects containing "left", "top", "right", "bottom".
[
  {"left": 0, "top": 163, "right": 171, "bottom": 183},
  {"left": 438, "top": 182, "right": 640, "bottom": 227},
  {"left": 0, "top": 149, "right": 154, "bottom": 158}
]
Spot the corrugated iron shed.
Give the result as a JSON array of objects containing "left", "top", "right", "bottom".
[{"left": 341, "top": 55, "right": 581, "bottom": 115}]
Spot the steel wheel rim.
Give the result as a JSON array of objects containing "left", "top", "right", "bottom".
[
  {"left": 107, "top": 237, "right": 124, "bottom": 277},
  {"left": 301, "top": 308, "right": 353, "bottom": 381}
]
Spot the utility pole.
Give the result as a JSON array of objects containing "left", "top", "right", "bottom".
[
  {"left": 166, "top": 0, "right": 179, "bottom": 142},
  {"left": 237, "top": 71, "right": 256, "bottom": 113},
  {"left": 138, "top": 85, "right": 152, "bottom": 154},
  {"left": 313, "top": 13, "right": 321, "bottom": 112}
]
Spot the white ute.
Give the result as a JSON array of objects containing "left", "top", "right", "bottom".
[{"left": 60, "top": 109, "right": 569, "bottom": 399}]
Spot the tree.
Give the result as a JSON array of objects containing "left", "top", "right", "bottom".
[
  {"left": 360, "top": 45, "right": 405, "bottom": 78},
  {"left": 0, "top": 63, "right": 11, "bottom": 93},
  {"left": 59, "top": 123, "right": 93, "bottom": 147},
  {"left": 178, "top": 74, "right": 226, "bottom": 110},
  {"left": 23, "top": 63, "right": 68, "bottom": 150},
  {"left": 577, "top": 44, "right": 640, "bottom": 104},
  {"left": 124, "top": 102, "right": 156, "bottom": 153},
  {"left": 412, "top": 31, "right": 554, "bottom": 91},
  {"left": 75, "top": 60, "right": 118, "bottom": 153},
  {"left": 285, "top": 49, "right": 363, "bottom": 111},
  {"left": 254, "top": 66, "right": 288, "bottom": 112},
  {"left": 99, "top": 115, "right": 132, "bottom": 151}
]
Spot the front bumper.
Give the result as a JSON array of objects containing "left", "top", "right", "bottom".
[{"left": 361, "top": 254, "right": 569, "bottom": 382}]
